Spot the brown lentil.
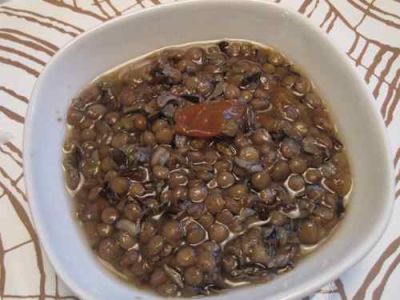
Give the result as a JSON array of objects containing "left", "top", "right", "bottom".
[
  {"left": 184, "top": 267, "right": 203, "bottom": 286},
  {"left": 217, "top": 171, "right": 235, "bottom": 188},
  {"left": 251, "top": 171, "right": 270, "bottom": 191},
  {"left": 176, "top": 247, "right": 196, "bottom": 267},
  {"left": 208, "top": 223, "right": 229, "bottom": 242},
  {"left": 101, "top": 207, "right": 119, "bottom": 224},
  {"left": 287, "top": 174, "right": 305, "bottom": 191},
  {"left": 205, "top": 192, "right": 225, "bottom": 214},
  {"left": 162, "top": 220, "right": 182, "bottom": 241},
  {"left": 124, "top": 203, "right": 142, "bottom": 221}
]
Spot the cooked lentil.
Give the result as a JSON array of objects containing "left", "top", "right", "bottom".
[{"left": 63, "top": 40, "right": 352, "bottom": 297}]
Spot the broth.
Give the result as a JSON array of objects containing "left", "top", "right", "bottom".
[{"left": 63, "top": 40, "right": 352, "bottom": 297}]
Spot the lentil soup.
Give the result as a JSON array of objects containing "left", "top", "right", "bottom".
[{"left": 63, "top": 40, "right": 352, "bottom": 297}]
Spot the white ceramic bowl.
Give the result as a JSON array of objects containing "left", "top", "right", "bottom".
[{"left": 24, "top": 1, "right": 394, "bottom": 299}]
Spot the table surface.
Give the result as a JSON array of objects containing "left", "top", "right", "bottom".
[{"left": 0, "top": 0, "right": 399, "bottom": 299}]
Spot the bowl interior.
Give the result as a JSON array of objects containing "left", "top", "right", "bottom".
[{"left": 25, "top": 1, "right": 393, "bottom": 300}]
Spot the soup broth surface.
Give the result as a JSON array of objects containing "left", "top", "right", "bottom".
[{"left": 63, "top": 40, "right": 352, "bottom": 297}]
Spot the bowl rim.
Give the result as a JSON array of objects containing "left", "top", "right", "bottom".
[{"left": 24, "top": 0, "right": 395, "bottom": 299}]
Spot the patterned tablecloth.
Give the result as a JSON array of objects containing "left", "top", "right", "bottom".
[{"left": 0, "top": 0, "right": 399, "bottom": 299}]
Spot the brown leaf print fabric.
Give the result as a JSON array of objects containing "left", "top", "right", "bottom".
[{"left": 0, "top": 0, "right": 399, "bottom": 299}]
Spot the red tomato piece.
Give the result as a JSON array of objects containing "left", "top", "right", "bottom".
[{"left": 174, "top": 100, "right": 246, "bottom": 138}]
